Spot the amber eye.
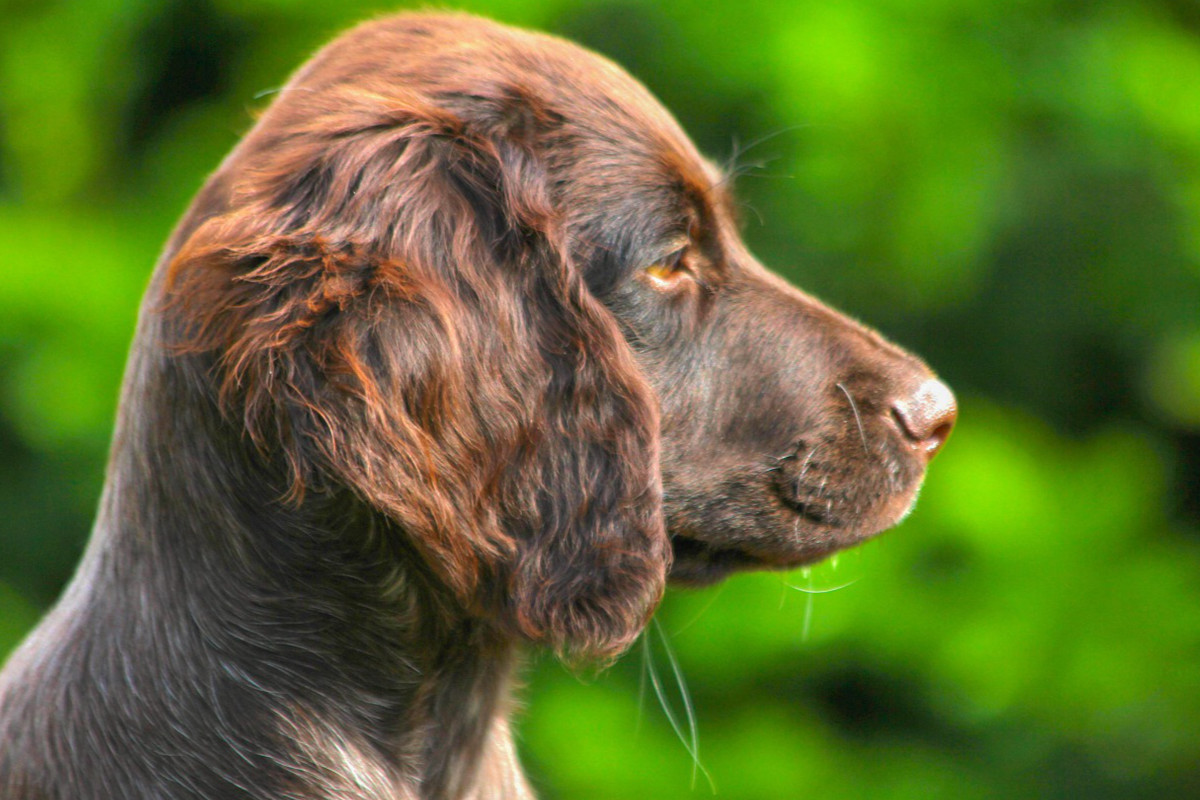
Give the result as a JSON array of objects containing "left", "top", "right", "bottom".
[{"left": 643, "top": 249, "right": 692, "bottom": 288}]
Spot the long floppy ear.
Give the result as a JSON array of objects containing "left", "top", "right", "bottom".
[{"left": 164, "top": 82, "right": 668, "bottom": 660}]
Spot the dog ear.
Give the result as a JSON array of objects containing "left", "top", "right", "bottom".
[{"left": 165, "top": 84, "right": 668, "bottom": 660}]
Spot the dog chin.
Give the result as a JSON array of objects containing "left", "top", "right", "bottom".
[{"left": 667, "top": 481, "right": 923, "bottom": 587}]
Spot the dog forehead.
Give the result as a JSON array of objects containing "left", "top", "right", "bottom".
[
  {"left": 338, "top": 13, "right": 715, "bottom": 195},
  {"left": 491, "top": 27, "right": 721, "bottom": 219}
]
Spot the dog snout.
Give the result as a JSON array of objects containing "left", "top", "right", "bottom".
[{"left": 890, "top": 377, "right": 957, "bottom": 459}]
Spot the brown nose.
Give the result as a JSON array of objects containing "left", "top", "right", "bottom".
[{"left": 891, "top": 377, "right": 957, "bottom": 459}]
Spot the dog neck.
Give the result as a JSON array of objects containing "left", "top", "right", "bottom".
[{"left": 6, "top": 340, "right": 536, "bottom": 800}]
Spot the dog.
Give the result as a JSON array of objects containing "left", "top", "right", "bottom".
[{"left": 0, "top": 12, "right": 955, "bottom": 799}]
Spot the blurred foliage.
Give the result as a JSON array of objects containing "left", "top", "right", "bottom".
[{"left": 2, "top": 0, "right": 1199, "bottom": 797}]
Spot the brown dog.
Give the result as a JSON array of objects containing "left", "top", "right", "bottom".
[{"left": 0, "top": 13, "right": 954, "bottom": 799}]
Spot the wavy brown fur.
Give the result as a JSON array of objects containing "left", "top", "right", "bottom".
[{"left": 0, "top": 12, "right": 953, "bottom": 799}]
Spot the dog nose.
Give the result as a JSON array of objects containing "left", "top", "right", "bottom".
[{"left": 891, "top": 377, "right": 956, "bottom": 459}]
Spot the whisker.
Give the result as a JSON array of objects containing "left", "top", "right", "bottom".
[
  {"left": 636, "top": 634, "right": 649, "bottom": 736},
  {"left": 739, "top": 199, "right": 766, "bottom": 227},
  {"left": 646, "top": 619, "right": 716, "bottom": 792},
  {"left": 837, "top": 382, "right": 870, "bottom": 455},
  {"left": 724, "top": 123, "right": 825, "bottom": 173},
  {"left": 782, "top": 577, "right": 859, "bottom": 594},
  {"left": 796, "top": 448, "right": 816, "bottom": 481},
  {"left": 719, "top": 123, "right": 828, "bottom": 199},
  {"left": 251, "top": 85, "right": 317, "bottom": 100},
  {"left": 668, "top": 584, "right": 727, "bottom": 636},
  {"left": 801, "top": 569, "right": 816, "bottom": 642}
]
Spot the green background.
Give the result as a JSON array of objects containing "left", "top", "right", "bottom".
[{"left": 2, "top": 0, "right": 1199, "bottom": 796}]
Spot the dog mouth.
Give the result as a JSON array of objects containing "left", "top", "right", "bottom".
[
  {"left": 666, "top": 492, "right": 857, "bottom": 586},
  {"left": 669, "top": 536, "right": 790, "bottom": 585},
  {"left": 668, "top": 530, "right": 849, "bottom": 586},
  {"left": 666, "top": 442, "right": 926, "bottom": 586},
  {"left": 773, "top": 486, "right": 845, "bottom": 527}
]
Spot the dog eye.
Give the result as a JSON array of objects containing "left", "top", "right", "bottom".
[{"left": 643, "top": 249, "right": 693, "bottom": 289}]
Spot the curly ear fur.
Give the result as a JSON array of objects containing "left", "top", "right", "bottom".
[{"left": 165, "top": 80, "right": 668, "bottom": 660}]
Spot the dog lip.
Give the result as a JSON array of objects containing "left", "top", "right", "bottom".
[
  {"left": 670, "top": 536, "right": 764, "bottom": 567},
  {"left": 768, "top": 461, "right": 848, "bottom": 528},
  {"left": 667, "top": 532, "right": 848, "bottom": 585},
  {"left": 667, "top": 536, "right": 768, "bottom": 585},
  {"left": 667, "top": 535, "right": 800, "bottom": 585},
  {"left": 773, "top": 490, "right": 843, "bottom": 527}
]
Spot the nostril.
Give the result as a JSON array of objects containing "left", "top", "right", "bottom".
[{"left": 891, "top": 377, "right": 957, "bottom": 459}]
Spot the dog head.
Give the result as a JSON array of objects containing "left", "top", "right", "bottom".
[{"left": 163, "top": 13, "right": 954, "bottom": 659}]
